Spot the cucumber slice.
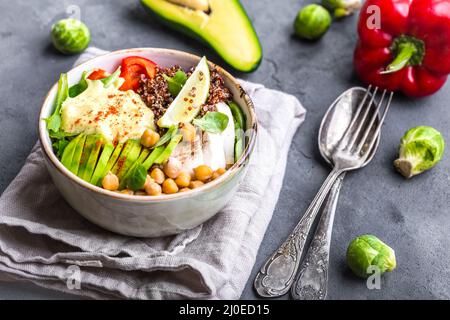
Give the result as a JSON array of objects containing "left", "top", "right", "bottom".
[{"left": 157, "top": 57, "right": 210, "bottom": 128}]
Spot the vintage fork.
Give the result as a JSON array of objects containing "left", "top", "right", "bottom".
[{"left": 254, "top": 86, "right": 393, "bottom": 298}]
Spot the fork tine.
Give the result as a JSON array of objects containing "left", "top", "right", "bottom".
[
  {"left": 364, "top": 91, "right": 393, "bottom": 153},
  {"left": 345, "top": 86, "right": 378, "bottom": 151},
  {"left": 338, "top": 85, "right": 372, "bottom": 148},
  {"left": 355, "top": 89, "right": 387, "bottom": 153}
]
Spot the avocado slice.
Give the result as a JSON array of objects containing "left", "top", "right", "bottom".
[
  {"left": 118, "top": 147, "right": 152, "bottom": 190},
  {"left": 103, "top": 142, "right": 125, "bottom": 177},
  {"left": 79, "top": 135, "right": 104, "bottom": 182},
  {"left": 141, "top": 0, "right": 262, "bottom": 72},
  {"left": 69, "top": 134, "right": 87, "bottom": 175},
  {"left": 61, "top": 134, "right": 82, "bottom": 170},
  {"left": 77, "top": 135, "right": 97, "bottom": 180},
  {"left": 154, "top": 134, "right": 183, "bottom": 164},
  {"left": 112, "top": 139, "right": 142, "bottom": 180},
  {"left": 142, "top": 145, "right": 166, "bottom": 170},
  {"left": 90, "top": 142, "right": 115, "bottom": 186}
]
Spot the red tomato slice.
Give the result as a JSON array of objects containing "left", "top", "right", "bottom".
[
  {"left": 88, "top": 69, "right": 109, "bottom": 80},
  {"left": 119, "top": 56, "right": 157, "bottom": 91}
]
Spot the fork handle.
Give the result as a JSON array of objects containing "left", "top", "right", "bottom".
[
  {"left": 291, "top": 174, "right": 344, "bottom": 300},
  {"left": 254, "top": 169, "right": 342, "bottom": 298}
]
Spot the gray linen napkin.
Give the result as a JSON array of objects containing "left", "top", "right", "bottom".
[{"left": 0, "top": 48, "right": 306, "bottom": 299}]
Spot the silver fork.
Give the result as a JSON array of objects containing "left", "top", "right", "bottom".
[{"left": 254, "top": 87, "right": 393, "bottom": 298}]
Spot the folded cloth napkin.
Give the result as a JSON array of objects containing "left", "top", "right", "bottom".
[{"left": 0, "top": 48, "right": 306, "bottom": 299}]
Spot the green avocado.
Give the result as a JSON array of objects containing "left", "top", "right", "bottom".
[
  {"left": 90, "top": 142, "right": 115, "bottom": 186},
  {"left": 103, "top": 142, "right": 124, "bottom": 177},
  {"left": 77, "top": 135, "right": 96, "bottom": 180},
  {"left": 118, "top": 147, "right": 151, "bottom": 190},
  {"left": 141, "top": 0, "right": 262, "bottom": 72},
  {"left": 112, "top": 139, "right": 142, "bottom": 180},
  {"left": 79, "top": 135, "right": 104, "bottom": 182},
  {"left": 154, "top": 134, "right": 183, "bottom": 164},
  {"left": 61, "top": 134, "right": 82, "bottom": 170},
  {"left": 142, "top": 145, "right": 166, "bottom": 170},
  {"left": 69, "top": 134, "right": 87, "bottom": 175}
]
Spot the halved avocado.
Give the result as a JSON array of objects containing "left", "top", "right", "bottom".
[
  {"left": 90, "top": 142, "right": 115, "bottom": 186},
  {"left": 141, "top": 0, "right": 262, "bottom": 72}
]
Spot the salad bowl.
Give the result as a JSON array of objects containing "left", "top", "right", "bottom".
[{"left": 38, "top": 48, "right": 257, "bottom": 237}]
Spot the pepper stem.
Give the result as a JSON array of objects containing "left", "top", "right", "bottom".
[
  {"left": 380, "top": 35, "right": 425, "bottom": 75},
  {"left": 381, "top": 43, "right": 417, "bottom": 74}
]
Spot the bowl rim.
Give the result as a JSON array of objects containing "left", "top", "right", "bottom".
[{"left": 38, "top": 47, "right": 258, "bottom": 203}]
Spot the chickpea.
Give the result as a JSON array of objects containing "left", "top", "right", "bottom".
[
  {"left": 102, "top": 172, "right": 119, "bottom": 191},
  {"left": 144, "top": 175, "right": 153, "bottom": 189},
  {"left": 175, "top": 171, "right": 191, "bottom": 188},
  {"left": 189, "top": 180, "right": 204, "bottom": 189},
  {"left": 120, "top": 189, "right": 134, "bottom": 195},
  {"left": 164, "top": 157, "right": 182, "bottom": 179},
  {"left": 194, "top": 165, "right": 213, "bottom": 182},
  {"left": 141, "top": 129, "right": 160, "bottom": 148},
  {"left": 150, "top": 167, "right": 165, "bottom": 184},
  {"left": 212, "top": 167, "right": 226, "bottom": 180},
  {"left": 178, "top": 187, "right": 191, "bottom": 193},
  {"left": 162, "top": 178, "right": 179, "bottom": 194},
  {"left": 180, "top": 123, "right": 196, "bottom": 142},
  {"left": 145, "top": 181, "right": 162, "bottom": 196}
]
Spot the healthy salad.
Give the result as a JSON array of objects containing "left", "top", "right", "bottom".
[{"left": 45, "top": 56, "right": 246, "bottom": 196}]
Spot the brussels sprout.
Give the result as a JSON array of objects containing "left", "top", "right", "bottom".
[
  {"left": 394, "top": 126, "right": 445, "bottom": 179},
  {"left": 51, "top": 18, "right": 90, "bottom": 54},
  {"left": 293, "top": 4, "right": 332, "bottom": 40},
  {"left": 322, "top": 0, "right": 361, "bottom": 18},
  {"left": 347, "top": 235, "right": 396, "bottom": 278}
]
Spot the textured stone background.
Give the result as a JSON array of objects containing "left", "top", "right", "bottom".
[{"left": 0, "top": 0, "right": 449, "bottom": 299}]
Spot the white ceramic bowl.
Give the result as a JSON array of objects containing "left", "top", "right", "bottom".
[{"left": 38, "top": 48, "right": 258, "bottom": 237}]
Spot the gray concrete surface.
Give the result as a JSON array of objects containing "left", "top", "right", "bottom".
[{"left": 0, "top": 0, "right": 449, "bottom": 300}]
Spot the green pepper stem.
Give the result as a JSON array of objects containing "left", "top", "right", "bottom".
[{"left": 380, "top": 42, "right": 417, "bottom": 74}]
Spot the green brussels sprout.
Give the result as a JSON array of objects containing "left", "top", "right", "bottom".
[
  {"left": 293, "top": 4, "right": 332, "bottom": 40},
  {"left": 51, "top": 18, "right": 90, "bottom": 54},
  {"left": 322, "top": 0, "right": 362, "bottom": 18},
  {"left": 347, "top": 235, "right": 396, "bottom": 278},
  {"left": 394, "top": 126, "right": 445, "bottom": 179}
]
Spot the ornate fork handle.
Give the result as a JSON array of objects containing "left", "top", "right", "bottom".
[
  {"left": 254, "top": 169, "right": 342, "bottom": 298},
  {"left": 291, "top": 174, "right": 344, "bottom": 300}
]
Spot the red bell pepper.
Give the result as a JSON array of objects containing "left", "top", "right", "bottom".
[
  {"left": 119, "top": 56, "right": 157, "bottom": 91},
  {"left": 88, "top": 69, "right": 108, "bottom": 80},
  {"left": 354, "top": 0, "right": 450, "bottom": 97}
]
